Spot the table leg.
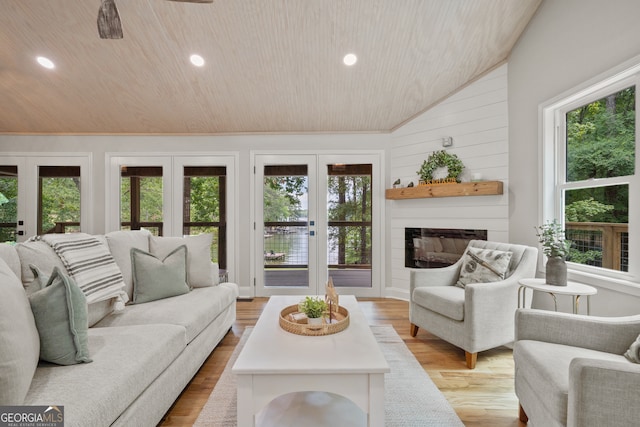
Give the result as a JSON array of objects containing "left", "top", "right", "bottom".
[
  {"left": 574, "top": 295, "right": 581, "bottom": 314},
  {"left": 368, "top": 373, "right": 385, "bottom": 427},
  {"left": 236, "top": 375, "right": 255, "bottom": 427},
  {"left": 518, "top": 286, "right": 525, "bottom": 309},
  {"left": 587, "top": 295, "right": 591, "bottom": 315},
  {"left": 548, "top": 293, "right": 557, "bottom": 312}
]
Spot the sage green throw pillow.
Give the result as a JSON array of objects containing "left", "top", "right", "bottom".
[
  {"left": 28, "top": 267, "right": 92, "bottom": 366},
  {"left": 131, "top": 245, "right": 190, "bottom": 304}
]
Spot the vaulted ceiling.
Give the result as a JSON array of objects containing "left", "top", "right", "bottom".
[{"left": 0, "top": 0, "right": 541, "bottom": 134}]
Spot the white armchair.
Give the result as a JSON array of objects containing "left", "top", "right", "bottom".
[
  {"left": 409, "top": 240, "right": 538, "bottom": 368},
  {"left": 514, "top": 309, "right": 640, "bottom": 427}
]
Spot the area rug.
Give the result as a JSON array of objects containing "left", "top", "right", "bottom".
[{"left": 194, "top": 325, "right": 463, "bottom": 427}]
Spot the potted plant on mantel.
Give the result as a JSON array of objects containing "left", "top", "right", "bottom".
[
  {"left": 298, "top": 296, "right": 328, "bottom": 325},
  {"left": 535, "top": 220, "right": 572, "bottom": 286}
]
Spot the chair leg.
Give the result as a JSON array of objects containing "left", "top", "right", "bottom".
[
  {"left": 519, "top": 404, "right": 529, "bottom": 423},
  {"left": 410, "top": 323, "right": 419, "bottom": 337},
  {"left": 465, "top": 351, "right": 477, "bottom": 369}
]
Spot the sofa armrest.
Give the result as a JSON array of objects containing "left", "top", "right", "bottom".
[
  {"left": 515, "top": 309, "right": 640, "bottom": 354},
  {"left": 568, "top": 358, "right": 640, "bottom": 427}
]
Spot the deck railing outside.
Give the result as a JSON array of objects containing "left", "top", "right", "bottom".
[{"left": 565, "top": 222, "right": 629, "bottom": 272}]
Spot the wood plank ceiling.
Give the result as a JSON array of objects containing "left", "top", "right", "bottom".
[{"left": 0, "top": 0, "right": 541, "bottom": 135}]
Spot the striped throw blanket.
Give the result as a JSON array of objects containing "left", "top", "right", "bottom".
[{"left": 37, "top": 233, "right": 128, "bottom": 310}]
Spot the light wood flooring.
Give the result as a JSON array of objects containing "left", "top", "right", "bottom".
[{"left": 160, "top": 298, "right": 526, "bottom": 427}]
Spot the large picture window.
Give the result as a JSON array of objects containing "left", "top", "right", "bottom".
[{"left": 543, "top": 67, "right": 639, "bottom": 284}]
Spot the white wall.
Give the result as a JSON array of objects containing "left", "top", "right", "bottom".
[
  {"left": 387, "top": 65, "right": 510, "bottom": 299},
  {"left": 0, "top": 134, "right": 389, "bottom": 296},
  {"left": 508, "top": 0, "right": 640, "bottom": 314}
]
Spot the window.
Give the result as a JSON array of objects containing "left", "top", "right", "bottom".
[
  {"left": 38, "top": 166, "right": 81, "bottom": 234},
  {"left": 120, "top": 166, "right": 164, "bottom": 236},
  {"left": 183, "top": 166, "right": 227, "bottom": 268},
  {"left": 543, "top": 66, "right": 639, "bottom": 283},
  {"left": 0, "top": 166, "right": 18, "bottom": 242}
]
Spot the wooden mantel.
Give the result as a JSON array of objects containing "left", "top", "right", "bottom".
[{"left": 385, "top": 181, "right": 503, "bottom": 200}]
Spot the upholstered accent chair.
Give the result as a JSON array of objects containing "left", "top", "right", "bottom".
[
  {"left": 514, "top": 309, "right": 640, "bottom": 427},
  {"left": 409, "top": 240, "right": 538, "bottom": 368}
]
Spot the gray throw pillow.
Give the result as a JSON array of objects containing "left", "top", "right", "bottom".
[
  {"left": 28, "top": 267, "right": 92, "bottom": 366},
  {"left": 131, "top": 245, "right": 190, "bottom": 304},
  {"left": 0, "top": 258, "right": 40, "bottom": 404},
  {"left": 456, "top": 247, "right": 513, "bottom": 288}
]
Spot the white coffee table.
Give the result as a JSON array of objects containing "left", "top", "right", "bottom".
[{"left": 232, "top": 295, "right": 390, "bottom": 427}]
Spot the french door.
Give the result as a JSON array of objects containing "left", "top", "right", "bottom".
[
  {"left": 253, "top": 153, "right": 381, "bottom": 297},
  {"left": 0, "top": 154, "right": 92, "bottom": 243}
]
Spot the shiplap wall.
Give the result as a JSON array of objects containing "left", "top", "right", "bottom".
[{"left": 387, "top": 64, "right": 509, "bottom": 298}]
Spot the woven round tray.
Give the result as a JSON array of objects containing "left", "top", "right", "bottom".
[{"left": 279, "top": 304, "right": 349, "bottom": 336}]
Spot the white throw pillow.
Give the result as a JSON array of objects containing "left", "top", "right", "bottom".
[
  {"left": 150, "top": 234, "right": 215, "bottom": 288},
  {"left": 0, "top": 258, "right": 40, "bottom": 404},
  {"left": 105, "top": 230, "right": 151, "bottom": 299}
]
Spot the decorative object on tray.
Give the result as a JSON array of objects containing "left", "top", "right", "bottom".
[
  {"left": 325, "top": 277, "right": 339, "bottom": 323},
  {"left": 535, "top": 220, "right": 571, "bottom": 286},
  {"left": 417, "top": 150, "right": 465, "bottom": 184},
  {"left": 280, "top": 304, "right": 349, "bottom": 336}
]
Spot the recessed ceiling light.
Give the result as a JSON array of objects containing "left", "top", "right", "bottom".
[
  {"left": 36, "top": 56, "right": 55, "bottom": 69},
  {"left": 343, "top": 53, "right": 357, "bottom": 66},
  {"left": 190, "top": 54, "right": 205, "bottom": 67}
]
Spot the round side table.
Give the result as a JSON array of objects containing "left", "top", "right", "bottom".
[{"left": 518, "top": 278, "right": 597, "bottom": 315}]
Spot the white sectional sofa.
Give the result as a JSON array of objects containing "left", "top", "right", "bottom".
[{"left": 0, "top": 230, "right": 238, "bottom": 427}]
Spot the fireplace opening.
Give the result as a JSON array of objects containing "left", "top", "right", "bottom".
[{"left": 405, "top": 228, "right": 488, "bottom": 268}]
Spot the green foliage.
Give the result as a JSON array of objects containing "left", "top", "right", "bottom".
[
  {"left": 263, "top": 177, "right": 305, "bottom": 222},
  {"left": 535, "top": 220, "right": 572, "bottom": 259},
  {"left": 0, "top": 178, "right": 18, "bottom": 242},
  {"left": 567, "top": 248, "right": 601, "bottom": 265},
  {"left": 417, "top": 150, "right": 464, "bottom": 182},
  {"left": 298, "top": 296, "right": 328, "bottom": 318},
  {"left": 40, "top": 177, "right": 81, "bottom": 233},
  {"left": 565, "top": 86, "right": 634, "bottom": 224},
  {"left": 565, "top": 198, "right": 614, "bottom": 222},
  {"left": 327, "top": 175, "right": 372, "bottom": 265}
]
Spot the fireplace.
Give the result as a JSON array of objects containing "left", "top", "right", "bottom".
[{"left": 405, "top": 228, "right": 487, "bottom": 268}]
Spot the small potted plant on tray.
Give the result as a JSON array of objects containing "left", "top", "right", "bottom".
[{"left": 298, "top": 296, "right": 328, "bottom": 325}]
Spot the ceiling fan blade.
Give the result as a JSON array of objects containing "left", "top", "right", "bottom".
[
  {"left": 166, "top": 0, "right": 214, "bottom": 3},
  {"left": 97, "top": 0, "right": 123, "bottom": 39}
]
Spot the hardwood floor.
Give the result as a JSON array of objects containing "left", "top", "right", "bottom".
[{"left": 160, "top": 298, "right": 526, "bottom": 427}]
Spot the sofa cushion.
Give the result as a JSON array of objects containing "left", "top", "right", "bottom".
[
  {"left": 16, "top": 239, "right": 67, "bottom": 291},
  {"left": 94, "top": 283, "right": 238, "bottom": 343},
  {"left": 105, "top": 230, "right": 151, "bottom": 299},
  {"left": 412, "top": 285, "right": 465, "bottom": 321},
  {"left": 131, "top": 246, "right": 190, "bottom": 304},
  {"left": 456, "top": 247, "right": 512, "bottom": 288},
  {"left": 17, "top": 237, "right": 117, "bottom": 326},
  {"left": 0, "top": 243, "right": 21, "bottom": 279},
  {"left": 514, "top": 340, "right": 626, "bottom": 425},
  {"left": 24, "top": 323, "right": 186, "bottom": 427},
  {"left": 29, "top": 267, "right": 92, "bottom": 365},
  {"left": 0, "top": 258, "right": 40, "bottom": 405},
  {"left": 150, "top": 234, "right": 215, "bottom": 288}
]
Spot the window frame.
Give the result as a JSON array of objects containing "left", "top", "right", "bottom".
[
  {"left": 107, "top": 153, "right": 237, "bottom": 281},
  {"left": 540, "top": 62, "right": 640, "bottom": 288}
]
